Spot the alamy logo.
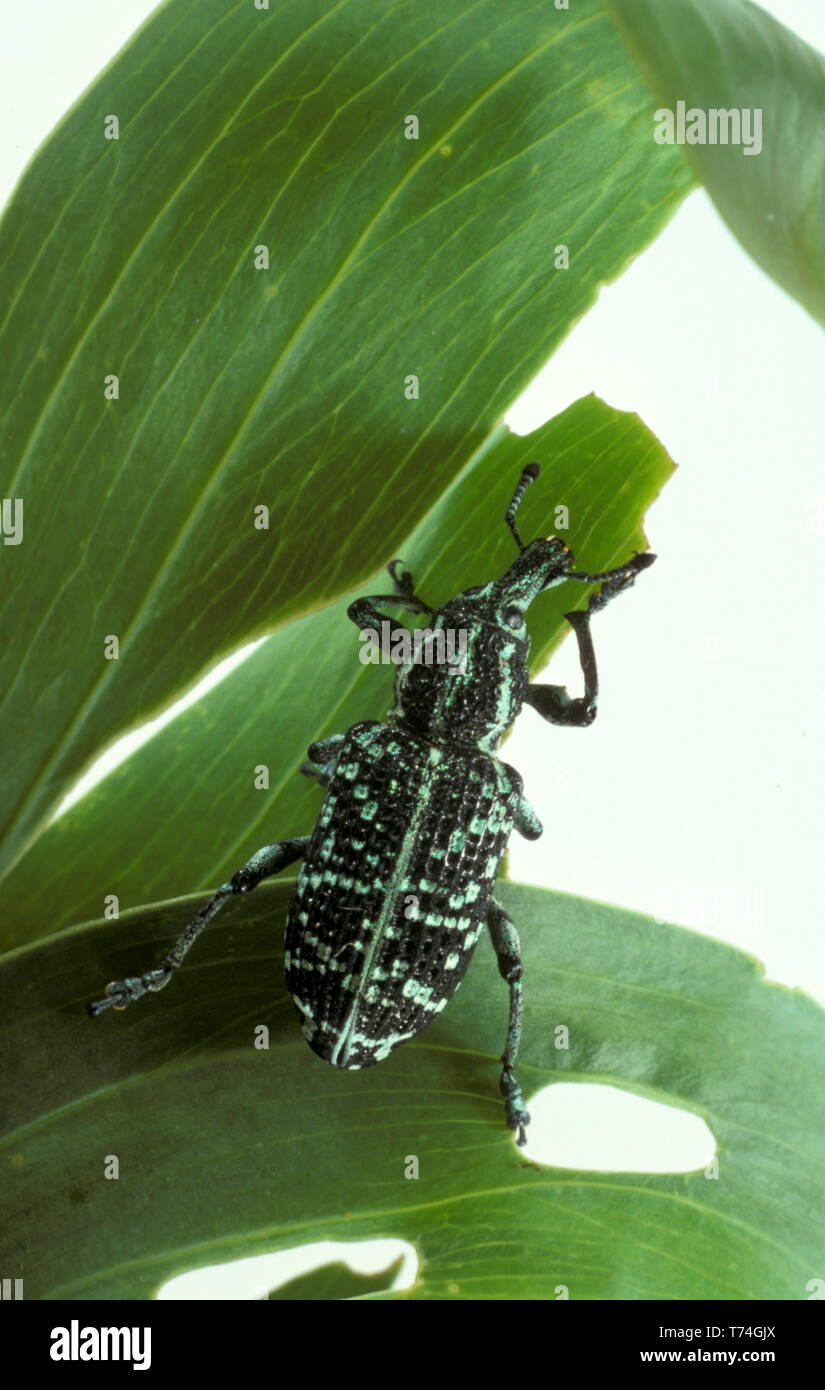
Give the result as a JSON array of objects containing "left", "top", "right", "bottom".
[
  {"left": 50, "top": 1321, "right": 151, "bottom": 1371},
  {"left": 359, "top": 621, "right": 468, "bottom": 667},
  {"left": 654, "top": 102, "right": 762, "bottom": 156}
]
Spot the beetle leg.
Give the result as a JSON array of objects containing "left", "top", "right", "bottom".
[
  {"left": 386, "top": 558, "right": 430, "bottom": 609},
  {"left": 568, "top": 550, "right": 655, "bottom": 608},
  {"left": 528, "top": 552, "right": 654, "bottom": 727},
  {"left": 347, "top": 592, "right": 432, "bottom": 659},
  {"left": 347, "top": 560, "right": 434, "bottom": 654},
  {"left": 300, "top": 733, "right": 345, "bottom": 787},
  {"left": 525, "top": 605, "right": 599, "bottom": 728},
  {"left": 87, "top": 836, "right": 310, "bottom": 1018},
  {"left": 487, "top": 898, "right": 530, "bottom": 1145}
]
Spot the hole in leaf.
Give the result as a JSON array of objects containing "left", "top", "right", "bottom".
[
  {"left": 157, "top": 1238, "right": 416, "bottom": 1300},
  {"left": 521, "top": 1082, "right": 716, "bottom": 1173}
]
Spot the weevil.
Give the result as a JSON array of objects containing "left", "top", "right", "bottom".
[{"left": 88, "top": 464, "right": 655, "bottom": 1143}]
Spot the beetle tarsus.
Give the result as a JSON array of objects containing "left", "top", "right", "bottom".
[
  {"left": 87, "top": 967, "right": 172, "bottom": 1017},
  {"left": 500, "top": 1064, "right": 530, "bottom": 1145},
  {"left": 387, "top": 558, "right": 416, "bottom": 598}
]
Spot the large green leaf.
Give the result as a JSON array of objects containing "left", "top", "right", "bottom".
[
  {"left": 3, "top": 395, "right": 672, "bottom": 948},
  {"left": 1, "top": 881, "right": 822, "bottom": 1300},
  {"left": 0, "top": 0, "right": 692, "bottom": 880},
  {"left": 604, "top": 0, "right": 825, "bottom": 327}
]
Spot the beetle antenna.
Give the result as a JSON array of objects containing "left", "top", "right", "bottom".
[{"left": 505, "top": 463, "right": 540, "bottom": 552}]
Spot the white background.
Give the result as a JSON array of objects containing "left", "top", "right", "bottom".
[{"left": 2, "top": 0, "right": 824, "bottom": 1296}]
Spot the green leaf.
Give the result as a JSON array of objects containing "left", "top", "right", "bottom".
[
  {"left": 3, "top": 395, "right": 672, "bottom": 948},
  {"left": 267, "top": 1256, "right": 403, "bottom": 1299},
  {"left": 604, "top": 0, "right": 825, "bottom": 327},
  {"left": 0, "top": 0, "right": 692, "bottom": 880},
  {"left": 2, "top": 882, "right": 822, "bottom": 1300}
]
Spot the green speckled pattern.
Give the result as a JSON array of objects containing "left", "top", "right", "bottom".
[
  {"left": 285, "top": 720, "right": 521, "bottom": 1068},
  {"left": 390, "top": 607, "right": 530, "bottom": 754}
]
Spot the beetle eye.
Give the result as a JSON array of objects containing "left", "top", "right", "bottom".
[{"left": 504, "top": 606, "right": 523, "bottom": 630}]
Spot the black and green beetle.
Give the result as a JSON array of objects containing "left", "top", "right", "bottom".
[{"left": 88, "top": 465, "right": 654, "bottom": 1143}]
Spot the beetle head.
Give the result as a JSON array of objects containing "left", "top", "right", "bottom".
[
  {"left": 439, "top": 463, "right": 577, "bottom": 642},
  {"left": 390, "top": 466, "right": 576, "bottom": 752}
]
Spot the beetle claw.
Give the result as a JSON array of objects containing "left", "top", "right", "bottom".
[{"left": 387, "top": 558, "right": 415, "bottom": 597}]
